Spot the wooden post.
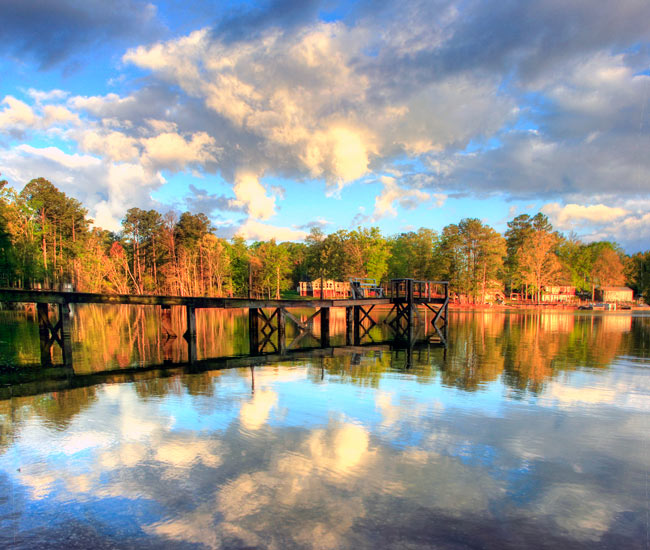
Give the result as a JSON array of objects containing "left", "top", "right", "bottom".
[
  {"left": 37, "top": 303, "right": 52, "bottom": 366},
  {"left": 353, "top": 305, "right": 361, "bottom": 345},
  {"left": 345, "top": 306, "right": 353, "bottom": 345},
  {"left": 58, "top": 302, "right": 73, "bottom": 368},
  {"left": 444, "top": 283, "right": 449, "bottom": 323},
  {"left": 320, "top": 307, "right": 330, "bottom": 348},
  {"left": 406, "top": 279, "right": 414, "bottom": 342},
  {"left": 249, "top": 308, "right": 260, "bottom": 355},
  {"left": 277, "top": 307, "right": 286, "bottom": 353},
  {"left": 184, "top": 305, "right": 197, "bottom": 363}
]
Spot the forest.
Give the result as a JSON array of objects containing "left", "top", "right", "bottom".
[{"left": 1, "top": 177, "right": 649, "bottom": 304}]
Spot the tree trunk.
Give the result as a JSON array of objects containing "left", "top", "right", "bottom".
[
  {"left": 152, "top": 239, "right": 158, "bottom": 289},
  {"left": 41, "top": 207, "right": 47, "bottom": 270},
  {"left": 481, "top": 262, "right": 486, "bottom": 304}
]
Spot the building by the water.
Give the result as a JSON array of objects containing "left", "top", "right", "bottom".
[
  {"left": 541, "top": 286, "right": 576, "bottom": 303},
  {"left": 595, "top": 286, "right": 634, "bottom": 303},
  {"left": 298, "top": 279, "right": 350, "bottom": 298}
]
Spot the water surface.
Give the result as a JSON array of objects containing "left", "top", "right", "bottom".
[{"left": 0, "top": 309, "right": 648, "bottom": 549}]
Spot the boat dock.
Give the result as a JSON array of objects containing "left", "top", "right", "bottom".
[{"left": 0, "top": 278, "right": 449, "bottom": 369}]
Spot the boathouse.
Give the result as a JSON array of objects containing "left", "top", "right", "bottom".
[{"left": 595, "top": 286, "right": 633, "bottom": 303}]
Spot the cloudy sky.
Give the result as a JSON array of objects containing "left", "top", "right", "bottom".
[{"left": 0, "top": 0, "right": 648, "bottom": 250}]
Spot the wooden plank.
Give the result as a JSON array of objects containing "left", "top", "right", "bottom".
[
  {"left": 0, "top": 289, "right": 390, "bottom": 309},
  {"left": 0, "top": 289, "right": 221, "bottom": 307},
  {"left": 283, "top": 308, "right": 307, "bottom": 330}
]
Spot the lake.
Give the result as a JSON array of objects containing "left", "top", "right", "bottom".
[{"left": 0, "top": 307, "right": 648, "bottom": 549}]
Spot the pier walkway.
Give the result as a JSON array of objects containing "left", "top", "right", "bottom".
[{"left": 0, "top": 279, "right": 449, "bottom": 369}]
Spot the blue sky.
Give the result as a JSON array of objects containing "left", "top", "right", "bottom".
[{"left": 0, "top": 0, "right": 649, "bottom": 251}]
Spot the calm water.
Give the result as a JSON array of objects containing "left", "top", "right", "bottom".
[{"left": 0, "top": 308, "right": 648, "bottom": 549}]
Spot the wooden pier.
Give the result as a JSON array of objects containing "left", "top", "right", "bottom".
[{"left": 0, "top": 279, "right": 449, "bottom": 369}]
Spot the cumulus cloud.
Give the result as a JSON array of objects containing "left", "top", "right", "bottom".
[
  {"left": 121, "top": 19, "right": 515, "bottom": 191},
  {"left": 0, "top": 96, "right": 37, "bottom": 130},
  {"left": 0, "top": 145, "right": 163, "bottom": 232},
  {"left": 140, "top": 131, "right": 219, "bottom": 171},
  {"left": 235, "top": 219, "right": 308, "bottom": 242},
  {"left": 542, "top": 203, "right": 629, "bottom": 229},
  {"left": 1, "top": 0, "right": 649, "bottom": 248},
  {"left": 231, "top": 173, "right": 277, "bottom": 220},
  {"left": 0, "top": 95, "right": 80, "bottom": 136},
  {"left": 373, "top": 176, "right": 431, "bottom": 219}
]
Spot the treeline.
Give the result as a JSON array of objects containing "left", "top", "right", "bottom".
[{"left": 1, "top": 177, "right": 649, "bottom": 303}]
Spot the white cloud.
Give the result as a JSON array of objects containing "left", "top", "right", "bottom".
[
  {"left": 16, "top": 144, "right": 101, "bottom": 170},
  {"left": 0, "top": 95, "right": 37, "bottom": 129},
  {"left": 27, "top": 88, "right": 70, "bottom": 103},
  {"left": 140, "top": 131, "right": 219, "bottom": 171},
  {"left": 235, "top": 219, "right": 308, "bottom": 242},
  {"left": 542, "top": 203, "right": 629, "bottom": 229},
  {"left": 42, "top": 104, "right": 79, "bottom": 126},
  {"left": 0, "top": 145, "right": 164, "bottom": 232},
  {"left": 373, "top": 176, "right": 431, "bottom": 219},
  {"left": 122, "top": 20, "right": 514, "bottom": 192},
  {"left": 230, "top": 173, "right": 276, "bottom": 220},
  {"left": 79, "top": 129, "right": 139, "bottom": 162}
]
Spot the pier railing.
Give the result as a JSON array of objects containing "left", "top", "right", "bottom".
[{"left": 388, "top": 279, "right": 449, "bottom": 303}]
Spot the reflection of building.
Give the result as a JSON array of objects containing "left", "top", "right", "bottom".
[
  {"left": 298, "top": 280, "right": 350, "bottom": 298},
  {"left": 595, "top": 287, "right": 633, "bottom": 303},
  {"left": 541, "top": 286, "right": 576, "bottom": 303},
  {"left": 601, "top": 315, "right": 632, "bottom": 333},
  {"left": 540, "top": 313, "right": 575, "bottom": 333}
]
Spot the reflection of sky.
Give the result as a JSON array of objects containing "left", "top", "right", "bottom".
[{"left": 1, "top": 354, "right": 648, "bottom": 549}]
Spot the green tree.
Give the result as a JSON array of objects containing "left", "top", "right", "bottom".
[
  {"left": 388, "top": 228, "right": 440, "bottom": 280},
  {"left": 438, "top": 218, "right": 505, "bottom": 303},
  {"left": 250, "top": 239, "right": 291, "bottom": 298},
  {"left": 626, "top": 251, "right": 650, "bottom": 304},
  {"left": 19, "top": 177, "right": 89, "bottom": 286},
  {"left": 229, "top": 236, "right": 251, "bottom": 297}
]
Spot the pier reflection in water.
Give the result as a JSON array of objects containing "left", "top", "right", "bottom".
[{"left": 0, "top": 310, "right": 648, "bottom": 549}]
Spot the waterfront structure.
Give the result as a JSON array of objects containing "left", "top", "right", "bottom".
[
  {"left": 298, "top": 279, "right": 350, "bottom": 298},
  {"left": 541, "top": 286, "right": 576, "bottom": 303},
  {"left": 0, "top": 279, "right": 449, "bottom": 369},
  {"left": 595, "top": 286, "right": 634, "bottom": 303}
]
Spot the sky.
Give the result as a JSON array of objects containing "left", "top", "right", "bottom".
[{"left": 0, "top": 0, "right": 649, "bottom": 252}]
